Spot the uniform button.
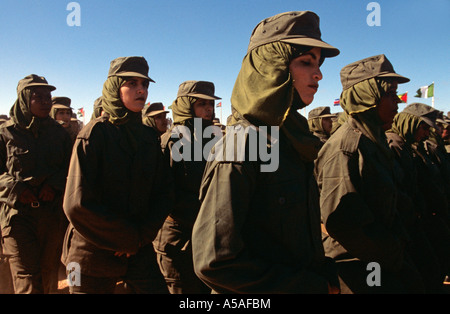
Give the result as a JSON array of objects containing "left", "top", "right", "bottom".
[{"left": 278, "top": 197, "right": 286, "bottom": 205}]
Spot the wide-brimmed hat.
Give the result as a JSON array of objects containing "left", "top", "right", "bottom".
[
  {"left": 107, "top": 56, "right": 155, "bottom": 82},
  {"left": 52, "top": 96, "right": 73, "bottom": 110},
  {"left": 340, "top": 54, "right": 409, "bottom": 91},
  {"left": 142, "top": 102, "right": 169, "bottom": 117},
  {"left": 402, "top": 102, "right": 438, "bottom": 129},
  {"left": 247, "top": 11, "right": 340, "bottom": 57},
  {"left": 17, "top": 74, "right": 56, "bottom": 94},
  {"left": 177, "top": 80, "right": 221, "bottom": 100},
  {"left": 308, "top": 106, "right": 335, "bottom": 120}
]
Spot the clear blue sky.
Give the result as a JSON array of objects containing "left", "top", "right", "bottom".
[{"left": 0, "top": 0, "right": 449, "bottom": 123}]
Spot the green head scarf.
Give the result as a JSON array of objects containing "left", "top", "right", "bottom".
[
  {"left": 340, "top": 77, "right": 395, "bottom": 158},
  {"left": 388, "top": 112, "right": 422, "bottom": 145},
  {"left": 171, "top": 96, "right": 197, "bottom": 125},
  {"left": 230, "top": 41, "right": 322, "bottom": 162},
  {"left": 9, "top": 88, "right": 51, "bottom": 137},
  {"left": 101, "top": 76, "right": 143, "bottom": 151}
]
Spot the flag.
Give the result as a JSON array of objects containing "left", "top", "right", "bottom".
[
  {"left": 216, "top": 102, "right": 222, "bottom": 108},
  {"left": 77, "top": 108, "right": 85, "bottom": 118},
  {"left": 398, "top": 92, "right": 407, "bottom": 103},
  {"left": 333, "top": 99, "right": 340, "bottom": 106},
  {"left": 415, "top": 83, "right": 434, "bottom": 98}
]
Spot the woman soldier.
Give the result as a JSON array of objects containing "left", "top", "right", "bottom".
[
  {"left": 386, "top": 103, "right": 450, "bottom": 292},
  {"left": 0, "top": 75, "right": 72, "bottom": 293},
  {"left": 142, "top": 102, "right": 169, "bottom": 137},
  {"left": 307, "top": 106, "right": 335, "bottom": 145},
  {"left": 191, "top": 11, "right": 340, "bottom": 294},
  {"left": 315, "top": 55, "right": 425, "bottom": 293},
  {"left": 50, "top": 96, "right": 78, "bottom": 144},
  {"left": 153, "top": 80, "right": 221, "bottom": 294},
  {"left": 62, "top": 56, "right": 172, "bottom": 294}
]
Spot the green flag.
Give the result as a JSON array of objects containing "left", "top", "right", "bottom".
[{"left": 415, "top": 83, "right": 434, "bottom": 98}]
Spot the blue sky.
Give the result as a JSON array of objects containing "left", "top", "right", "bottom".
[{"left": 0, "top": 0, "right": 449, "bottom": 123}]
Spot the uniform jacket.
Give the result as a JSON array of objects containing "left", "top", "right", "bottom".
[
  {"left": 192, "top": 119, "right": 337, "bottom": 294},
  {"left": 0, "top": 118, "right": 71, "bottom": 231},
  {"left": 315, "top": 118, "right": 408, "bottom": 272},
  {"left": 62, "top": 116, "right": 172, "bottom": 277}
]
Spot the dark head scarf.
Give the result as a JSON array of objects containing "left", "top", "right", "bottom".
[
  {"left": 230, "top": 41, "right": 322, "bottom": 162},
  {"left": 9, "top": 88, "right": 52, "bottom": 137},
  {"left": 340, "top": 77, "right": 395, "bottom": 159},
  {"left": 388, "top": 112, "right": 422, "bottom": 145}
]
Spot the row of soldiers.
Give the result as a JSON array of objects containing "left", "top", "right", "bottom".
[{"left": 1, "top": 10, "right": 449, "bottom": 294}]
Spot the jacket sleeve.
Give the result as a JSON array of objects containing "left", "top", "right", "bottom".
[
  {"left": 0, "top": 130, "right": 28, "bottom": 208},
  {"left": 63, "top": 126, "right": 141, "bottom": 254},
  {"left": 319, "top": 148, "right": 405, "bottom": 272},
  {"left": 192, "top": 161, "right": 329, "bottom": 294}
]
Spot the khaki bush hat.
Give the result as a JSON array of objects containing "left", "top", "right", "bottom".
[
  {"left": 107, "top": 56, "right": 155, "bottom": 82},
  {"left": 17, "top": 74, "right": 56, "bottom": 94},
  {"left": 247, "top": 11, "right": 340, "bottom": 57},
  {"left": 340, "top": 54, "right": 409, "bottom": 91},
  {"left": 52, "top": 96, "right": 72, "bottom": 110},
  {"left": 177, "top": 80, "right": 221, "bottom": 100},
  {"left": 402, "top": 103, "right": 438, "bottom": 129},
  {"left": 308, "top": 106, "right": 335, "bottom": 120},
  {"left": 142, "top": 102, "right": 169, "bottom": 117}
]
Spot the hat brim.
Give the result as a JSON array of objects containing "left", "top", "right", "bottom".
[
  {"left": 420, "top": 117, "right": 437, "bottom": 129},
  {"left": 281, "top": 37, "right": 340, "bottom": 57},
  {"left": 187, "top": 93, "right": 222, "bottom": 100},
  {"left": 377, "top": 72, "right": 410, "bottom": 84},
  {"left": 148, "top": 110, "right": 169, "bottom": 117},
  {"left": 26, "top": 83, "right": 56, "bottom": 92},
  {"left": 52, "top": 104, "right": 73, "bottom": 110},
  {"left": 113, "top": 71, "right": 155, "bottom": 83}
]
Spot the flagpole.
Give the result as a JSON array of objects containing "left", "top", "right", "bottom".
[{"left": 432, "top": 81, "right": 435, "bottom": 108}]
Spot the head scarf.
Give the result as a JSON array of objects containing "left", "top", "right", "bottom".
[
  {"left": 9, "top": 88, "right": 52, "bottom": 137},
  {"left": 171, "top": 96, "right": 197, "bottom": 125},
  {"left": 230, "top": 41, "right": 322, "bottom": 162},
  {"left": 101, "top": 76, "right": 143, "bottom": 151},
  {"left": 388, "top": 112, "right": 422, "bottom": 145},
  {"left": 340, "top": 77, "right": 395, "bottom": 159}
]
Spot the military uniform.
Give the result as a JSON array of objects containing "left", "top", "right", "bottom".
[
  {"left": 153, "top": 81, "right": 221, "bottom": 294},
  {"left": 62, "top": 57, "right": 171, "bottom": 294},
  {"left": 0, "top": 75, "right": 72, "bottom": 293},
  {"left": 192, "top": 11, "right": 340, "bottom": 294},
  {"left": 307, "top": 106, "right": 335, "bottom": 145},
  {"left": 316, "top": 55, "right": 425, "bottom": 293}
]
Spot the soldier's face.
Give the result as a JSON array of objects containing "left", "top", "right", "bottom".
[
  {"left": 414, "top": 122, "right": 430, "bottom": 142},
  {"left": 154, "top": 112, "right": 168, "bottom": 133},
  {"left": 30, "top": 87, "right": 52, "bottom": 118},
  {"left": 322, "top": 117, "right": 333, "bottom": 135},
  {"left": 289, "top": 47, "right": 323, "bottom": 105},
  {"left": 120, "top": 77, "right": 149, "bottom": 112},
  {"left": 55, "top": 109, "right": 72, "bottom": 126},
  {"left": 377, "top": 82, "right": 400, "bottom": 125},
  {"left": 193, "top": 98, "right": 214, "bottom": 121}
]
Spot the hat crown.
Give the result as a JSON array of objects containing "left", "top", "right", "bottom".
[
  {"left": 52, "top": 96, "right": 71, "bottom": 108},
  {"left": 308, "top": 106, "right": 331, "bottom": 119},
  {"left": 108, "top": 56, "right": 150, "bottom": 78},
  {"left": 177, "top": 80, "right": 219, "bottom": 99},
  {"left": 340, "top": 54, "right": 409, "bottom": 90},
  {"left": 17, "top": 74, "right": 55, "bottom": 94},
  {"left": 248, "top": 11, "right": 321, "bottom": 52}
]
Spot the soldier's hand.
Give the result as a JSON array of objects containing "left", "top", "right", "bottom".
[
  {"left": 328, "top": 283, "right": 340, "bottom": 294},
  {"left": 114, "top": 251, "right": 133, "bottom": 258},
  {"left": 39, "top": 184, "right": 55, "bottom": 202},
  {"left": 18, "top": 188, "right": 38, "bottom": 204}
]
